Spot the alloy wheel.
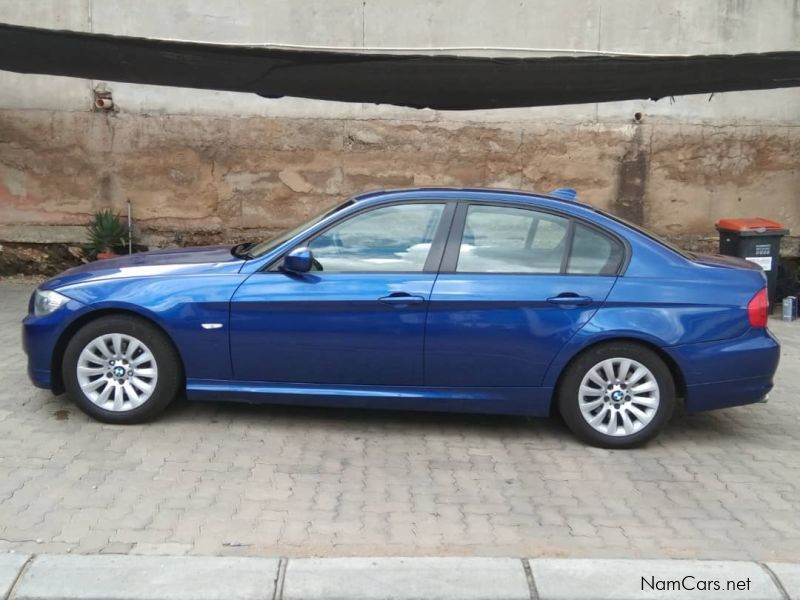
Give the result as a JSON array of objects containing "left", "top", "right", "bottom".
[
  {"left": 577, "top": 357, "right": 660, "bottom": 437},
  {"left": 76, "top": 333, "right": 159, "bottom": 412}
]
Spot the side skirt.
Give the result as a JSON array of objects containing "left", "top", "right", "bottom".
[{"left": 186, "top": 379, "right": 552, "bottom": 417}]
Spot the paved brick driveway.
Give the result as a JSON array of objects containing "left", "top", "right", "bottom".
[{"left": 2, "top": 282, "right": 799, "bottom": 560}]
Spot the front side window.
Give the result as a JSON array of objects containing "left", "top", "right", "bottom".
[
  {"left": 456, "top": 205, "right": 569, "bottom": 273},
  {"left": 248, "top": 199, "right": 353, "bottom": 258},
  {"left": 307, "top": 203, "right": 445, "bottom": 272}
]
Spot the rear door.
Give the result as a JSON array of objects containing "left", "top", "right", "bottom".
[{"left": 424, "top": 202, "right": 624, "bottom": 387}]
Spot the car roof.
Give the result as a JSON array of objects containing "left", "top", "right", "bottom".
[{"left": 351, "top": 186, "right": 595, "bottom": 209}]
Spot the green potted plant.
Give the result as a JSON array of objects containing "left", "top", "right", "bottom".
[{"left": 86, "top": 210, "right": 128, "bottom": 260}]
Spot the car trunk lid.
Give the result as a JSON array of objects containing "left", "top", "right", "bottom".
[{"left": 688, "top": 252, "right": 765, "bottom": 272}]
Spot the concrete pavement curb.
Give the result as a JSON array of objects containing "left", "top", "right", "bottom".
[
  {"left": 0, "top": 554, "right": 30, "bottom": 600},
  {"left": 9, "top": 554, "right": 280, "bottom": 600},
  {"left": 2, "top": 554, "right": 799, "bottom": 599},
  {"left": 529, "top": 559, "right": 786, "bottom": 600},
  {"left": 282, "top": 557, "right": 530, "bottom": 600}
]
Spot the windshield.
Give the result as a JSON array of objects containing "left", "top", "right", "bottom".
[
  {"left": 598, "top": 209, "right": 693, "bottom": 260},
  {"left": 246, "top": 199, "right": 354, "bottom": 258}
]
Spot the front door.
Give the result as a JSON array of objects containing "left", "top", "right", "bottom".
[
  {"left": 425, "top": 202, "right": 623, "bottom": 388},
  {"left": 230, "top": 202, "right": 452, "bottom": 386}
]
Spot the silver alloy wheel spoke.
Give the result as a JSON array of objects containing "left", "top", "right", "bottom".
[
  {"left": 582, "top": 398, "right": 605, "bottom": 411},
  {"left": 123, "top": 382, "right": 140, "bottom": 405},
  {"left": 589, "top": 406, "right": 611, "bottom": 427},
  {"left": 131, "top": 353, "right": 152, "bottom": 367},
  {"left": 112, "top": 333, "right": 123, "bottom": 357},
  {"left": 578, "top": 357, "right": 660, "bottom": 437},
  {"left": 580, "top": 385, "right": 603, "bottom": 398},
  {"left": 631, "top": 395, "right": 657, "bottom": 406},
  {"left": 631, "top": 381, "right": 657, "bottom": 394},
  {"left": 92, "top": 341, "right": 111, "bottom": 359},
  {"left": 83, "top": 377, "right": 107, "bottom": 392},
  {"left": 617, "top": 358, "right": 632, "bottom": 381},
  {"left": 126, "top": 339, "right": 141, "bottom": 358},
  {"left": 76, "top": 333, "right": 158, "bottom": 412},
  {"left": 131, "top": 377, "right": 153, "bottom": 394},
  {"left": 601, "top": 360, "right": 616, "bottom": 383},
  {"left": 587, "top": 371, "right": 607, "bottom": 388},
  {"left": 628, "top": 366, "right": 649, "bottom": 385},
  {"left": 98, "top": 382, "right": 113, "bottom": 404},
  {"left": 85, "top": 349, "right": 107, "bottom": 363}
]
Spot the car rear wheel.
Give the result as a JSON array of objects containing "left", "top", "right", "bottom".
[
  {"left": 62, "top": 315, "right": 181, "bottom": 424},
  {"left": 558, "top": 342, "right": 675, "bottom": 448}
]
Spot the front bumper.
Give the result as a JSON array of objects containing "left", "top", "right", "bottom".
[
  {"left": 666, "top": 327, "right": 780, "bottom": 412},
  {"left": 22, "top": 297, "right": 89, "bottom": 392}
]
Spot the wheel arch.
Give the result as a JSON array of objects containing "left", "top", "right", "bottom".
[
  {"left": 549, "top": 336, "right": 687, "bottom": 417},
  {"left": 51, "top": 308, "right": 186, "bottom": 395}
]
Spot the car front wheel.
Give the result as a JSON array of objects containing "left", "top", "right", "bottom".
[
  {"left": 62, "top": 315, "right": 181, "bottom": 424},
  {"left": 558, "top": 342, "right": 675, "bottom": 448}
]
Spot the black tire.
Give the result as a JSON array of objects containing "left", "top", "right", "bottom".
[
  {"left": 62, "top": 315, "right": 182, "bottom": 424},
  {"left": 558, "top": 342, "right": 675, "bottom": 449}
]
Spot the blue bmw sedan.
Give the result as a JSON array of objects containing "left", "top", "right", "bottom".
[{"left": 23, "top": 188, "right": 779, "bottom": 448}]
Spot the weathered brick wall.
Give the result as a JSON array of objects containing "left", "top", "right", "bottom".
[{"left": 1, "top": 110, "right": 798, "bottom": 253}]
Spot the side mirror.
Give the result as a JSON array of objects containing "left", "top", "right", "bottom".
[{"left": 281, "top": 247, "right": 313, "bottom": 273}]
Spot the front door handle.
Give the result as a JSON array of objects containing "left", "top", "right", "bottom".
[
  {"left": 547, "top": 293, "right": 593, "bottom": 306},
  {"left": 378, "top": 292, "right": 426, "bottom": 305}
]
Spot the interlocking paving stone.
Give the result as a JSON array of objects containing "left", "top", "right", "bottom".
[{"left": 3, "top": 282, "right": 800, "bottom": 559}]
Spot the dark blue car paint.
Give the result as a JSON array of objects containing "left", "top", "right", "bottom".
[
  {"left": 187, "top": 380, "right": 552, "bottom": 417},
  {"left": 23, "top": 188, "right": 779, "bottom": 417},
  {"left": 424, "top": 274, "right": 617, "bottom": 387},
  {"left": 230, "top": 273, "right": 436, "bottom": 385}
]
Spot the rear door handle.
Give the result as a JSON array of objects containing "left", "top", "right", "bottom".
[
  {"left": 547, "top": 294, "right": 593, "bottom": 306},
  {"left": 378, "top": 292, "right": 426, "bottom": 305}
]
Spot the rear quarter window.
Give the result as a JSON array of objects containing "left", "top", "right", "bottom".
[{"left": 567, "top": 223, "right": 624, "bottom": 275}]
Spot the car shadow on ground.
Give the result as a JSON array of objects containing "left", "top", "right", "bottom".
[
  {"left": 166, "top": 394, "right": 571, "bottom": 438},
  {"left": 151, "top": 392, "right": 759, "bottom": 450},
  {"left": 40, "top": 388, "right": 768, "bottom": 450}
]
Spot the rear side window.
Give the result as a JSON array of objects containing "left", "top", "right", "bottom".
[
  {"left": 567, "top": 223, "right": 624, "bottom": 275},
  {"left": 452, "top": 204, "right": 624, "bottom": 275},
  {"left": 456, "top": 205, "right": 569, "bottom": 273}
]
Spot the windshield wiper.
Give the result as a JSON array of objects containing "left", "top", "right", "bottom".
[{"left": 231, "top": 241, "right": 257, "bottom": 259}]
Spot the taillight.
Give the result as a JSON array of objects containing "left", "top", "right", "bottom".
[{"left": 747, "top": 288, "right": 769, "bottom": 327}]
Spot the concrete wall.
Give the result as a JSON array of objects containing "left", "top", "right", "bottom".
[{"left": 0, "top": 0, "right": 799, "bottom": 249}]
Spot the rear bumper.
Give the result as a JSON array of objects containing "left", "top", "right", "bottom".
[
  {"left": 684, "top": 376, "right": 773, "bottom": 412},
  {"left": 666, "top": 328, "right": 780, "bottom": 412}
]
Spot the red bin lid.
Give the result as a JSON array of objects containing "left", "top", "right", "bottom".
[{"left": 716, "top": 217, "right": 785, "bottom": 232}]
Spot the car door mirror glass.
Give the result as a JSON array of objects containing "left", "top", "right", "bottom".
[{"left": 281, "top": 247, "right": 313, "bottom": 273}]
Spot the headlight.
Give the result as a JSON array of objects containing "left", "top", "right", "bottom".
[{"left": 33, "top": 289, "right": 70, "bottom": 316}]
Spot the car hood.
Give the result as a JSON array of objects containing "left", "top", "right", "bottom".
[{"left": 42, "top": 246, "right": 245, "bottom": 290}]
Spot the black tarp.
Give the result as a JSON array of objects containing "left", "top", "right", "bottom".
[{"left": 1, "top": 22, "right": 799, "bottom": 110}]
